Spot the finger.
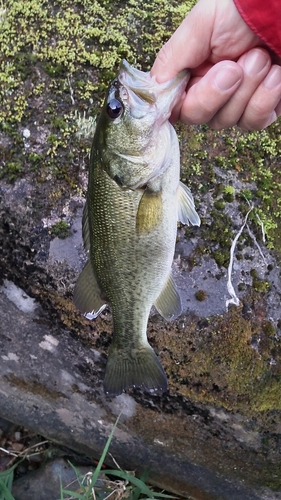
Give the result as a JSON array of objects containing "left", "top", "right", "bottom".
[
  {"left": 150, "top": 0, "right": 259, "bottom": 83},
  {"left": 150, "top": 0, "right": 216, "bottom": 82},
  {"left": 238, "top": 65, "right": 281, "bottom": 129},
  {"left": 178, "top": 61, "right": 243, "bottom": 125},
  {"left": 208, "top": 48, "right": 271, "bottom": 129}
]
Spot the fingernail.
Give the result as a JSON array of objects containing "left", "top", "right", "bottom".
[
  {"left": 243, "top": 49, "right": 268, "bottom": 76},
  {"left": 214, "top": 66, "right": 241, "bottom": 91},
  {"left": 264, "top": 67, "right": 281, "bottom": 89}
]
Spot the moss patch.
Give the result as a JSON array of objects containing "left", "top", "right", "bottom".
[
  {"left": 179, "top": 122, "right": 281, "bottom": 256},
  {"left": 154, "top": 297, "right": 281, "bottom": 415},
  {"left": 0, "top": 0, "right": 196, "bottom": 199}
]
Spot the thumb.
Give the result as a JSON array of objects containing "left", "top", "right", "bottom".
[{"left": 151, "top": 0, "right": 215, "bottom": 82}]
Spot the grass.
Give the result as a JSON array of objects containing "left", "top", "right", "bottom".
[
  {"left": 0, "top": 463, "right": 16, "bottom": 500},
  {"left": 0, "top": 416, "right": 177, "bottom": 500},
  {"left": 59, "top": 414, "right": 176, "bottom": 500},
  {"left": 0, "top": 438, "right": 49, "bottom": 500}
]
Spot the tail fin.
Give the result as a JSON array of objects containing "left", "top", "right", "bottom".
[{"left": 103, "top": 344, "right": 168, "bottom": 396}]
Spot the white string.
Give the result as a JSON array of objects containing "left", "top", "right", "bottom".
[{"left": 226, "top": 208, "right": 252, "bottom": 310}]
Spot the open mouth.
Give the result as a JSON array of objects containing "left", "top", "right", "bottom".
[
  {"left": 119, "top": 60, "right": 157, "bottom": 105},
  {"left": 128, "top": 87, "right": 156, "bottom": 105}
]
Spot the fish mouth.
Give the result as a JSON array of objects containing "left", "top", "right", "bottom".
[
  {"left": 118, "top": 59, "right": 190, "bottom": 119},
  {"left": 119, "top": 60, "right": 157, "bottom": 105}
]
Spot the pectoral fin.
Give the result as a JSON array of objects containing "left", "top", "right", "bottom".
[
  {"left": 136, "top": 188, "right": 163, "bottom": 234},
  {"left": 154, "top": 273, "right": 182, "bottom": 320},
  {"left": 73, "top": 260, "right": 106, "bottom": 318},
  {"left": 177, "top": 181, "right": 200, "bottom": 226}
]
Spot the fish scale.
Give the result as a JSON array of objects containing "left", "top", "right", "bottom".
[{"left": 91, "top": 167, "right": 174, "bottom": 322}]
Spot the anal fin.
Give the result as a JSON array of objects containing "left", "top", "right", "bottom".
[
  {"left": 73, "top": 260, "right": 107, "bottom": 319},
  {"left": 154, "top": 272, "right": 182, "bottom": 320}
]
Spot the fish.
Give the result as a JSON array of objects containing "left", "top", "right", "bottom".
[{"left": 73, "top": 60, "right": 200, "bottom": 396}]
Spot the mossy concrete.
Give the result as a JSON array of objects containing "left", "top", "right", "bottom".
[
  {"left": 1, "top": 173, "right": 281, "bottom": 499},
  {"left": 0, "top": 289, "right": 279, "bottom": 500}
]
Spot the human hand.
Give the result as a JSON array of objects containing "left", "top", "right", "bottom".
[{"left": 151, "top": 0, "right": 281, "bottom": 130}]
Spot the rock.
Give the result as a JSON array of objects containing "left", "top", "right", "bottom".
[
  {"left": 0, "top": 170, "right": 281, "bottom": 500},
  {"left": 0, "top": 279, "right": 280, "bottom": 499},
  {"left": 12, "top": 458, "right": 105, "bottom": 500},
  {"left": 1, "top": 3, "right": 281, "bottom": 498},
  {"left": 1, "top": 134, "right": 281, "bottom": 500}
]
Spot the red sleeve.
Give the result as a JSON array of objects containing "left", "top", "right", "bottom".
[{"left": 233, "top": 0, "right": 281, "bottom": 58}]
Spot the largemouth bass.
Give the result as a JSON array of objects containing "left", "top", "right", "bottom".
[{"left": 74, "top": 60, "right": 200, "bottom": 396}]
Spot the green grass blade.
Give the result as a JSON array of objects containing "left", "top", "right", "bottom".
[
  {"left": 0, "top": 479, "right": 16, "bottom": 500},
  {"left": 66, "top": 462, "right": 84, "bottom": 481},
  {"left": 5, "top": 469, "right": 14, "bottom": 493},
  {"left": 59, "top": 477, "right": 64, "bottom": 500},
  {"left": 102, "top": 470, "right": 177, "bottom": 499},
  {"left": 132, "top": 469, "right": 150, "bottom": 500},
  {"left": 0, "top": 465, "right": 14, "bottom": 495},
  {"left": 0, "top": 466, "right": 15, "bottom": 482},
  {"left": 89, "top": 413, "right": 122, "bottom": 488},
  {"left": 102, "top": 469, "right": 154, "bottom": 498},
  {"left": 59, "top": 489, "right": 86, "bottom": 499},
  {"left": 147, "top": 493, "right": 177, "bottom": 498}
]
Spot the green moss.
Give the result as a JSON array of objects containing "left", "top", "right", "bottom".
[
  {"left": 195, "top": 290, "right": 207, "bottom": 301},
  {"left": 252, "top": 278, "right": 270, "bottom": 293},
  {"left": 28, "top": 152, "right": 42, "bottom": 170},
  {"left": 0, "top": 161, "right": 23, "bottom": 182},
  {"left": 213, "top": 199, "right": 225, "bottom": 210},
  {"left": 211, "top": 249, "right": 230, "bottom": 267},
  {"left": 237, "top": 282, "right": 246, "bottom": 291},
  {"left": 262, "top": 321, "right": 276, "bottom": 336},
  {"left": 50, "top": 220, "right": 70, "bottom": 239},
  {"left": 250, "top": 269, "right": 258, "bottom": 278},
  {"left": 223, "top": 192, "right": 235, "bottom": 203},
  {"left": 162, "top": 305, "right": 281, "bottom": 414},
  {"left": 240, "top": 189, "right": 252, "bottom": 201}
]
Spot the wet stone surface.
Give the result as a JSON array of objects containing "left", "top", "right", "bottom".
[
  {"left": 12, "top": 458, "right": 100, "bottom": 500},
  {"left": 1, "top": 174, "right": 281, "bottom": 500}
]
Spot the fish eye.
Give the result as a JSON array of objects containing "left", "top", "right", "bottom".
[{"left": 107, "top": 98, "right": 123, "bottom": 119}]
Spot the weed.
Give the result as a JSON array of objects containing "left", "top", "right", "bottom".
[
  {"left": 60, "top": 415, "right": 175, "bottom": 500},
  {"left": 60, "top": 415, "right": 176, "bottom": 500},
  {"left": 0, "top": 463, "right": 16, "bottom": 500},
  {"left": 0, "top": 439, "right": 49, "bottom": 500},
  {"left": 0, "top": 417, "right": 177, "bottom": 500}
]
